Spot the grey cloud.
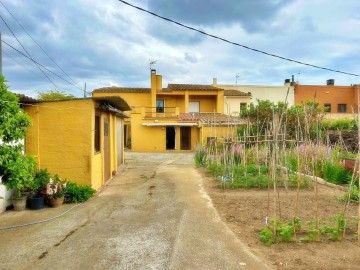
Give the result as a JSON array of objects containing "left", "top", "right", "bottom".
[
  {"left": 148, "top": 0, "right": 295, "bottom": 33},
  {"left": 184, "top": 52, "right": 198, "bottom": 63}
]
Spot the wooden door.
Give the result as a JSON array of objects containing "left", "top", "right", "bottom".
[
  {"left": 103, "top": 116, "right": 111, "bottom": 182},
  {"left": 180, "top": 127, "right": 191, "bottom": 150}
]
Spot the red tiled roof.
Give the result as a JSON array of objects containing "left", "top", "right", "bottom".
[
  {"left": 179, "top": 113, "right": 245, "bottom": 125},
  {"left": 224, "top": 90, "right": 251, "bottom": 96},
  {"left": 93, "top": 87, "right": 150, "bottom": 93},
  {"left": 168, "top": 84, "right": 223, "bottom": 91}
]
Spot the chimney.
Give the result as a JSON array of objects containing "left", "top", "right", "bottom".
[
  {"left": 156, "top": 74, "right": 162, "bottom": 91},
  {"left": 327, "top": 79, "right": 335, "bottom": 85},
  {"left": 150, "top": 69, "right": 157, "bottom": 109},
  {"left": 213, "top": 78, "right": 217, "bottom": 86}
]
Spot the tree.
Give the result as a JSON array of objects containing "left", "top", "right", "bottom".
[
  {"left": 0, "top": 75, "right": 34, "bottom": 197},
  {"left": 37, "top": 90, "right": 75, "bottom": 101},
  {"left": 239, "top": 99, "right": 323, "bottom": 140}
]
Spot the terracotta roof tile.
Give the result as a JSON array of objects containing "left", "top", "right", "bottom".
[
  {"left": 168, "top": 84, "right": 223, "bottom": 91},
  {"left": 179, "top": 113, "right": 245, "bottom": 125},
  {"left": 93, "top": 87, "right": 150, "bottom": 93},
  {"left": 224, "top": 90, "right": 251, "bottom": 96}
]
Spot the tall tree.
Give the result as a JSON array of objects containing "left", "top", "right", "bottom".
[{"left": 37, "top": 90, "right": 75, "bottom": 101}]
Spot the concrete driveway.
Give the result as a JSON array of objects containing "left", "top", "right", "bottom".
[{"left": 0, "top": 152, "right": 269, "bottom": 270}]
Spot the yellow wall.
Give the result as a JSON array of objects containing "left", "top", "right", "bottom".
[
  {"left": 201, "top": 125, "right": 239, "bottom": 143},
  {"left": 25, "top": 100, "right": 93, "bottom": 186},
  {"left": 189, "top": 95, "right": 218, "bottom": 112}
]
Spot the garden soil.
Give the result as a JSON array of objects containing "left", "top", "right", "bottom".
[{"left": 201, "top": 169, "right": 360, "bottom": 270}]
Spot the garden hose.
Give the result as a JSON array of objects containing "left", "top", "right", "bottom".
[{"left": 0, "top": 203, "right": 81, "bottom": 231}]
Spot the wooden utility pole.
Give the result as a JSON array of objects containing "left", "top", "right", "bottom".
[{"left": 0, "top": 33, "right": 2, "bottom": 75}]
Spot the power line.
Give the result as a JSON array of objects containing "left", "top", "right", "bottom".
[
  {"left": 0, "top": 13, "right": 61, "bottom": 90},
  {"left": 117, "top": 0, "right": 360, "bottom": 77},
  {"left": 0, "top": 0, "right": 79, "bottom": 87},
  {"left": 2, "top": 40, "right": 83, "bottom": 93},
  {"left": 3, "top": 50, "right": 42, "bottom": 77}
]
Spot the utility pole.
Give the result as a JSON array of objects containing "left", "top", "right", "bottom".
[
  {"left": 0, "top": 33, "right": 2, "bottom": 75},
  {"left": 84, "top": 82, "right": 87, "bottom": 98}
]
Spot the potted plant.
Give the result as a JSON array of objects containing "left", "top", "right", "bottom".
[
  {"left": 0, "top": 146, "right": 36, "bottom": 211},
  {"left": 29, "top": 169, "right": 51, "bottom": 210},
  {"left": 46, "top": 175, "right": 67, "bottom": 207}
]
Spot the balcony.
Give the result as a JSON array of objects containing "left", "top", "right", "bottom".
[{"left": 143, "top": 107, "right": 180, "bottom": 119}]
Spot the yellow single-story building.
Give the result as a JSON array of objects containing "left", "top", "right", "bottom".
[{"left": 23, "top": 96, "right": 130, "bottom": 190}]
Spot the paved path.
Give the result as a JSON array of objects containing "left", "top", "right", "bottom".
[{"left": 0, "top": 152, "right": 269, "bottom": 270}]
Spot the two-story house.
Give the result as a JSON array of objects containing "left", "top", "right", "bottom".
[
  {"left": 295, "top": 79, "right": 359, "bottom": 116},
  {"left": 93, "top": 70, "right": 244, "bottom": 151}
]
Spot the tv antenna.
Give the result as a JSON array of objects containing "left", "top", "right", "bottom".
[
  {"left": 236, "top": 73, "right": 240, "bottom": 85},
  {"left": 149, "top": 59, "right": 157, "bottom": 70}
]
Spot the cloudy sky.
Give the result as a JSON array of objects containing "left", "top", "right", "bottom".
[{"left": 0, "top": 0, "right": 359, "bottom": 98}]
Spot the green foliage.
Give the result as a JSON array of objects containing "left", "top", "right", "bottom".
[
  {"left": 194, "top": 144, "right": 208, "bottom": 167},
  {"left": 338, "top": 184, "right": 359, "bottom": 203},
  {"left": 32, "top": 168, "right": 51, "bottom": 193},
  {"left": 37, "top": 90, "right": 75, "bottom": 101},
  {"left": 0, "top": 145, "right": 36, "bottom": 197},
  {"left": 65, "top": 182, "right": 96, "bottom": 203},
  {"left": 321, "top": 118, "right": 357, "bottom": 131},
  {"left": 322, "top": 160, "right": 351, "bottom": 184},
  {"left": 239, "top": 99, "right": 322, "bottom": 138},
  {"left": 259, "top": 227, "right": 274, "bottom": 246},
  {"left": 0, "top": 76, "right": 31, "bottom": 142},
  {"left": 300, "top": 219, "right": 322, "bottom": 242}
]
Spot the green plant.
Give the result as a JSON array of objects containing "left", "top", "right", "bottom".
[
  {"left": 0, "top": 75, "right": 33, "bottom": 198},
  {"left": 259, "top": 227, "right": 275, "bottom": 246},
  {"left": 277, "top": 223, "right": 294, "bottom": 242},
  {"left": 32, "top": 168, "right": 51, "bottom": 194},
  {"left": 195, "top": 144, "right": 208, "bottom": 167},
  {"left": 0, "top": 145, "right": 36, "bottom": 198},
  {"left": 301, "top": 219, "right": 322, "bottom": 242},
  {"left": 338, "top": 184, "right": 359, "bottom": 203},
  {"left": 46, "top": 175, "right": 67, "bottom": 199},
  {"left": 65, "top": 182, "right": 96, "bottom": 203}
]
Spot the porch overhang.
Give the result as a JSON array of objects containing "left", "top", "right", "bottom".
[{"left": 142, "top": 122, "right": 198, "bottom": 127}]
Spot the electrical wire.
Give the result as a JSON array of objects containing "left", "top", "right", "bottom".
[
  {"left": 117, "top": 0, "right": 360, "bottom": 77},
  {"left": 0, "top": 0, "right": 80, "bottom": 88},
  {"left": 3, "top": 50, "right": 42, "bottom": 77},
  {"left": 0, "top": 13, "right": 61, "bottom": 90},
  {"left": 2, "top": 40, "right": 83, "bottom": 92}
]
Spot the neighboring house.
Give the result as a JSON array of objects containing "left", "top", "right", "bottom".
[
  {"left": 295, "top": 80, "right": 360, "bottom": 116},
  {"left": 213, "top": 78, "right": 295, "bottom": 106},
  {"left": 23, "top": 96, "right": 130, "bottom": 191},
  {"left": 93, "top": 70, "right": 244, "bottom": 152},
  {"left": 223, "top": 89, "right": 251, "bottom": 116}
]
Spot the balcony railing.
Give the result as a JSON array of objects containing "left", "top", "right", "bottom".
[{"left": 144, "top": 107, "right": 179, "bottom": 118}]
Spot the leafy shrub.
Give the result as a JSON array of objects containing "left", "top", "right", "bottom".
[
  {"left": 33, "top": 168, "right": 51, "bottom": 193},
  {"left": 259, "top": 227, "right": 274, "bottom": 246},
  {"left": 65, "top": 182, "right": 96, "bottom": 203},
  {"left": 322, "top": 161, "right": 351, "bottom": 184},
  {"left": 321, "top": 118, "right": 357, "bottom": 131}
]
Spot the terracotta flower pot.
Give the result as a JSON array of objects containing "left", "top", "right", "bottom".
[{"left": 49, "top": 196, "right": 64, "bottom": 208}]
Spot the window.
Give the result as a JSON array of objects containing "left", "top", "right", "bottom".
[
  {"left": 156, "top": 99, "right": 164, "bottom": 113},
  {"left": 189, "top": 101, "right": 200, "bottom": 113},
  {"left": 337, "top": 104, "right": 347, "bottom": 113},
  {"left": 324, "top": 103, "right": 331, "bottom": 113},
  {"left": 94, "top": 115, "right": 100, "bottom": 152},
  {"left": 240, "top": 102, "right": 247, "bottom": 112}
]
